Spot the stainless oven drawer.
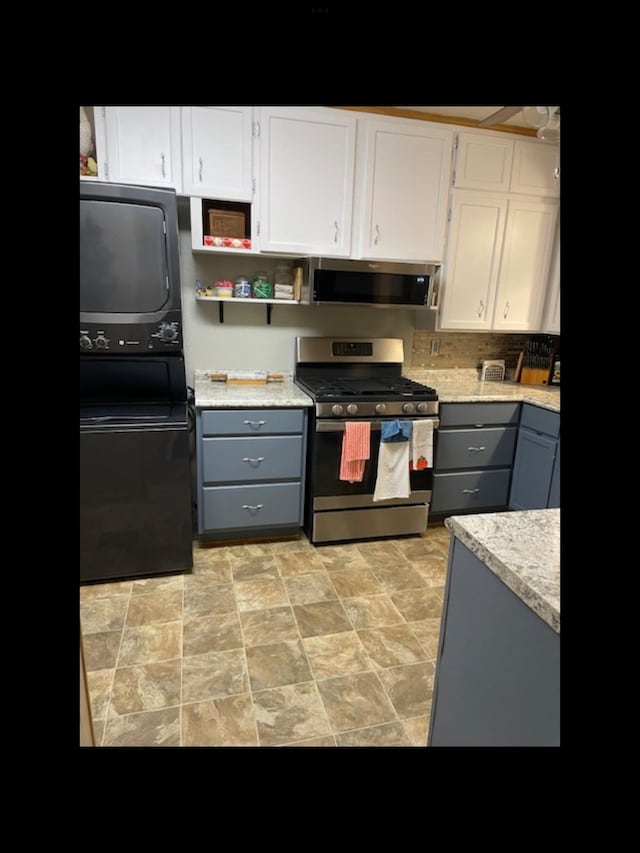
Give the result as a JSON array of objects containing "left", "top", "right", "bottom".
[
  {"left": 202, "top": 436, "right": 304, "bottom": 483},
  {"left": 201, "top": 408, "right": 305, "bottom": 436},
  {"left": 202, "top": 482, "right": 302, "bottom": 531},
  {"left": 431, "top": 469, "right": 512, "bottom": 514},
  {"left": 313, "top": 504, "right": 429, "bottom": 543},
  {"left": 435, "top": 427, "right": 517, "bottom": 471}
]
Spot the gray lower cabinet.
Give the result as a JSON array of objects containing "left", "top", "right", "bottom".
[
  {"left": 196, "top": 407, "right": 307, "bottom": 540},
  {"left": 509, "top": 404, "right": 560, "bottom": 510},
  {"left": 431, "top": 402, "right": 519, "bottom": 516},
  {"left": 428, "top": 538, "right": 560, "bottom": 746}
]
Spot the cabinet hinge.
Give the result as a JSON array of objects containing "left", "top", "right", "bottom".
[
  {"left": 252, "top": 121, "right": 260, "bottom": 138},
  {"left": 448, "top": 208, "right": 452, "bottom": 223}
]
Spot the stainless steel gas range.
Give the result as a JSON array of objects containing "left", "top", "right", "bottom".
[{"left": 294, "top": 337, "right": 440, "bottom": 544}]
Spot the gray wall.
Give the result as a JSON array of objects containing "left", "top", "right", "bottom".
[{"left": 177, "top": 200, "right": 417, "bottom": 384}]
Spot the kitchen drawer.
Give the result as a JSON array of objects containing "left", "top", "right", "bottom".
[
  {"left": 431, "top": 469, "right": 512, "bottom": 514},
  {"left": 201, "top": 482, "right": 302, "bottom": 531},
  {"left": 438, "top": 402, "right": 520, "bottom": 428},
  {"left": 520, "top": 404, "right": 560, "bottom": 438},
  {"left": 201, "top": 408, "right": 304, "bottom": 436},
  {"left": 436, "top": 427, "right": 517, "bottom": 471},
  {"left": 202, "top": 435, "right": 304, "bottom": 483}
]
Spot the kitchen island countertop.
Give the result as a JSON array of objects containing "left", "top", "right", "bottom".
[
  {"left": 445, "top": 508, "right": 560, "bottom": 633},
  {"left": 193, "top": 370, "right": 313, "bottom": 409}
]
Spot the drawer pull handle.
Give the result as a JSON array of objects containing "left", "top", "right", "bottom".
[
  {"left": 467, "top": 446, "right": 486, "bottom": 452},
  {"left": 474, "top": 424, "right": 484, "bottom": 428},
  {"left": 243, "top": 420, "right": 266, "bottom": 428},
  {"left": 242, "top": 504, "right": 264, "bottom": 511},
  {"left": 462, "top": 488, "right": 480, "bottom": 494},
  {"left": 242, "top": 456, "right": 265, "bottom": 464}
]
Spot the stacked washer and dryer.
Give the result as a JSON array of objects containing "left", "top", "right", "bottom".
[{"left": 79, "top": 182, "right": 193, "bottom": 584}]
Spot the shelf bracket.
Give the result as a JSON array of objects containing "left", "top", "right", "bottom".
[
  {"left": 218, "top": 302, "right": 224, "bottom": 324},
  {"left": 266, "top": 304, "right": 272, "bottom": 325}
]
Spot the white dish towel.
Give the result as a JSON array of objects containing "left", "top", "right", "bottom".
[
  {"left": 410, "top": 419, "right": 434, "bottom": 470},
  {"left": 373, "top": 440, "right": 410, "bottom": 501}
]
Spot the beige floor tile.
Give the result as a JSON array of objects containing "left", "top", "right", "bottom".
[
  {"left": 303, "top": 632, "right": 371, "bottom": 679},
  {"left": 275, "top": 550, "right": 328, "bottom": 577},
  {"left": 253, "top": 682, "right": 331, "bottom": 746},
  {"left": 90, "top": 718, "right": 105, "bottom": 746},
  {"left": 336, "top": 722, "right": 412, "bottom": 747},
  {"left": 357, "top": 624, "right": 427, "bottom": 669},
  {"left": 183, "top": 612, "right": 243, "bottom": 656},
  {"left": 227, "top": 543, "right": 274, "bottom": 559},
  {"left": 193, "top": 544, "right": 230, "bottom": 563},
  {"left": 240, "top": 606, "right": 300, "bottom": 647},
  {"left": 393, "top": 537, "right": 449, "bottom": 561},
  {"left": 191, "top": 559, "right": 233, "bottom": 584},
  {"left": 118, "top": 621, "right": 182, "bottom": 666},
  {"left": 355, "top": 541, "right": 409, "bottom": 569},
  {"left": 314, "top": 544, "right": 369, "bottom": 571},
  {"left": 81, "top": 595, "right": 130, "bottom": 635},
  {"left": 110, "top": 660, "right": 181, "bottom": 715},
  {"left": 81, "top": 581, "right": 132, "bottom": 601},
  {"left": 390, "top": 588, "right": 443, "bottom": 621},
  {"left": 328, "top": 566, "right": 383, "bottom": 597},
  {"left": 234, "top": 577, "right": 289, "bottom": 612},
  {"left": 377, "top": 662, "right": 435, "bottom": 719},
  {"left": 316, "top": 671, "right": 397, "bottom": 734},
  {"left": 369, "top": 563, "right": 427, "bottom": 592},
  {"left": 246, "top": 639, "right": 312, "bottom": 691},
  {"left": 87, "top": 669, "right": 114, "bottom": 721},
  {"left": 293, "top": 600, "right": 352, "bottom": 637},
  {"left": 341, "top": 594, "right": 404, "bottom": 629},
  {"left": 408, "top": 556, "right": 448, "bottom": 587},
  {"left": 283, "top": 572, "right": 338, "bottom": 605},
  {"left": 131, "top": 575, "right": 184, "bottom": 595},
  {"left": 182, "top": 648, "right": 249, "bottom": 703},
  {"left": 279, "top": 735, "right": 337, "bottom": 747},
  {"left": 103, "top": 707, "right": 180, "bottom": 747},
  {"left": 182, "top": 694, "right": 258, "bottom": 746},
  {"left": 125, "top": 587, "right": 182, "bottom": 627},
  {"left": 270, "top": 537, "right": 315, "bottom": 553},
  {"left": 403, "top": 714, "right": 430, "bottom": 746},
  {"left": 184, "top": 580, "right": 236, "bottom": 619},
  {"left": 82, "top": 631, "right": 122, "bottom": 671},
  {"left": 230, "top": 556, "right": 280, "bottom": 582},
  {"left": 409, "top": 618, "right": 442, "bottom": 659}
]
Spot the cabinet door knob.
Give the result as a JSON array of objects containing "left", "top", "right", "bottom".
[
  {"left": 199, "top": 157, "right": 203, "bottom": 182},
  {"left": 161, "top": 153, "right": 166, "bottom": 177},
  {"left": 374, "top": 224, "right": 380, "bottom": 246},
  {"left": 477, "top": 300, "right": 484, "bottom": 318},
  {"left": 503, "top": 301, "right": 510, "bottom": 319},
  {"left": 334, "top": 220, "right": 339, "bottom": 243}
]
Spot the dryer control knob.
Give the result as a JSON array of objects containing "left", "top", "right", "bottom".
[
  {"left": 80, "top": 335, "right": 92, "bottom": 350},
  {"left": 95, "top": 336, "right": 109, "bottom": 349}
]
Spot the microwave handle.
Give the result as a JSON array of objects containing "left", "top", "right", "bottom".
[
  {"left": 316, "top": 418, "right": 440, "bottom": 432},
  {"left": 429, "top": 273, "right": 440, "bottom": 310}
]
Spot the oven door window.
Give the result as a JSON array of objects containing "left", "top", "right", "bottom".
[{"left": 312, "top": 424, "right": 433, "bottom": 497}]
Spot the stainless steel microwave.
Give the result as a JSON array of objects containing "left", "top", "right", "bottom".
[{"left": 308, "top": 257, "right": 440, "bottom": 312}]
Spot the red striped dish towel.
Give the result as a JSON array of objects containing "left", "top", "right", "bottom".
[{"left": 339, "top": 421, "right": 371, "bottom": 482}]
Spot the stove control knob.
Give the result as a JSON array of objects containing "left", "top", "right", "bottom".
[
  {"left": 402, "top": 403, "right": 416, "bottom": 414},
  {"left": 416, "top": 402, "right": 429, "bottom": 413},
  {"left": 346, "top": 404, "right": 358, "bottom": 415},
  {"left": 375, "top": 403, "right": 387, "bottom": 415},
  {"left": 95, "top": 335, "right": 109, "bottom": 350},
  {"left": 79, "top": 335, "right": 92, "bottom": 350},
  {"left": 331, "top": 404, "right": 345, "bottom": 416}
]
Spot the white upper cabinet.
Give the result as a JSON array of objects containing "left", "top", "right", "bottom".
[
  {"left": 453, "top": 132, "right": 514, "bottom": 192},
  {"left": 510, "top": 140, "right": 560, "bottom": 198},
  {"left": 257, "top": 107, "right": 356, "bottom": 256},
  {"left": 352, "top": 118, "right": 453, "bottom": 262},
  {"left": 181, "top": 107, "right": 253, "bottom": 200},
  {"left": 454, "top": 131, "right": 559, "bottom": 198},
  {"left": 438, "top": 191, "right": 507, "bottom": 330},
  {"left": 103, "top": 107, "right": 182, "bottom": 191},
  {"left": 439, "top": 191, "right": 558, "bottom": 332},
  {"left": 542, "top": 226, "right": 560, "bottom": 334}
]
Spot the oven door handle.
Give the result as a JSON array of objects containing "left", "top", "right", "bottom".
[{"left": 316, "top": 418, "right": 440, "bottom": 432}]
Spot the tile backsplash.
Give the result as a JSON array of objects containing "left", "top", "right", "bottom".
[{"left": 411, "top": 330, "right": 559, "bottom": 372}]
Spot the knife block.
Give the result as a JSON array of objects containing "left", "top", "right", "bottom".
[{"left": 520, "top": 367, "right": 550, "bottom": 386}]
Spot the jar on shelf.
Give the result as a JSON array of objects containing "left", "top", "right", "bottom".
[
  {"left": 234, "top": 277, "right": 251, "bottom": 298},
  {"left": 252, "top": 271, "right": 272, "bottom": 299}
]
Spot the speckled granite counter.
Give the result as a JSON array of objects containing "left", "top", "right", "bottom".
[
  {"left": 404, "top": 369, "right": 560, "bottom": 412},
  {"left": 194, "top": 369, "right": 313, "bottom": 409},
  {"left": 445, "top": 508, "right": 560, "bottom": 633}
]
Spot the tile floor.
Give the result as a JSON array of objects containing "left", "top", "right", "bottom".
[{"left": 80, "top": 523, "right": 451, "bottom": 747}]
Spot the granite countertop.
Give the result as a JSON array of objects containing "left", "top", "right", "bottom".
[
  {"left": 404, "top": 369, "right": 560, "bottom": 412},
  {"left": 445, "top": 508, "right": 560, "bottom": 633},
  {"left": 194, "top": 370, "right": 313, "bottom": 409}
]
